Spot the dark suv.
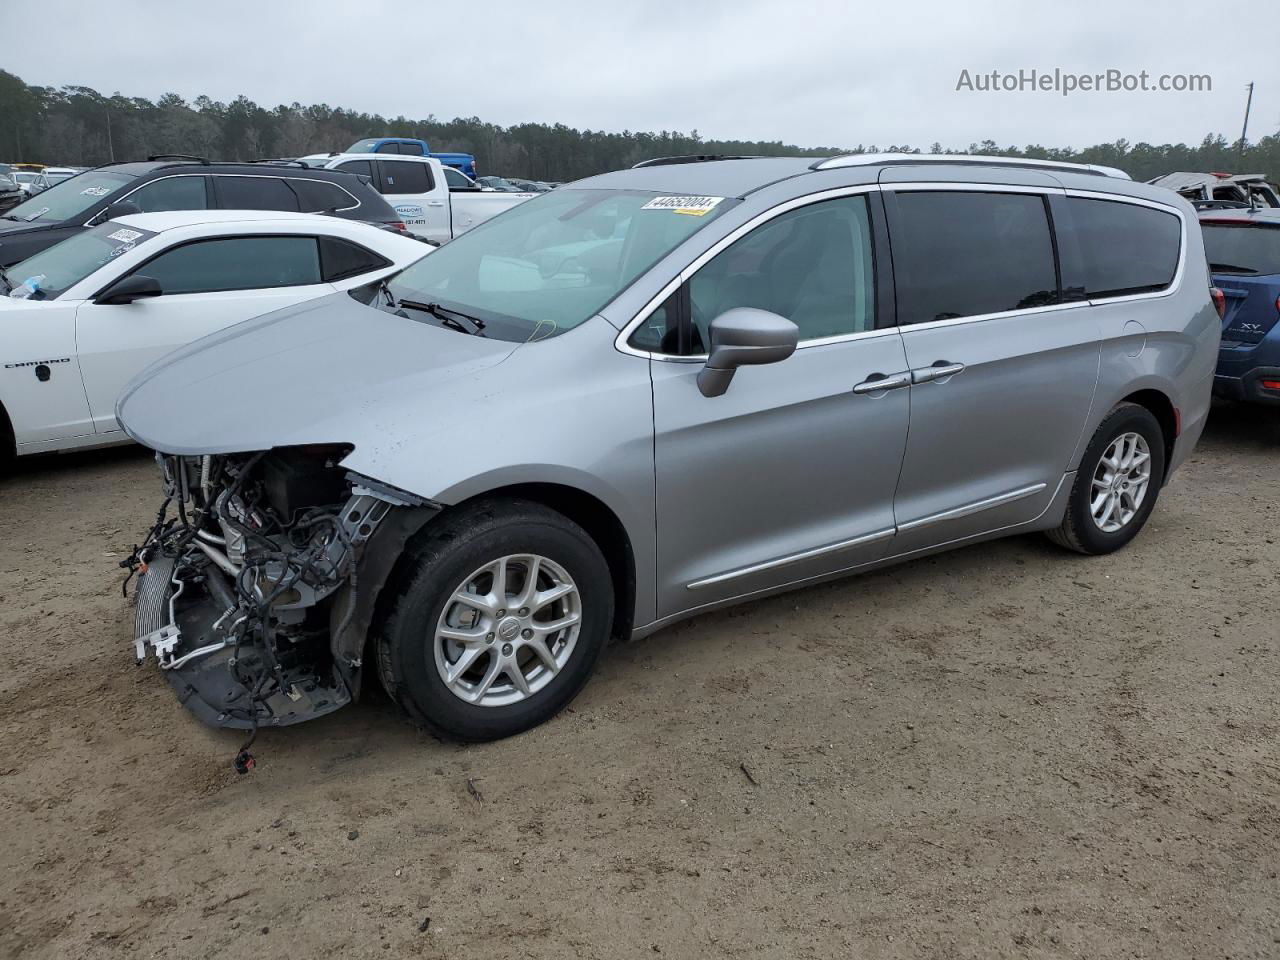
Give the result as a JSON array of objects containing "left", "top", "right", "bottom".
[{"left": 0, "top": 156, "right": 405, "bottom": 267}]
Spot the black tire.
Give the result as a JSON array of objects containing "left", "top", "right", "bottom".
[
  {"left": 0, "top": 418, "right": 13, "bottom": 476},
  {"left": 1047, "top": 402, "right": 1167, "bottom": 555},
  {"left": 376, "top": 498, "right": 613, "bottom": 742}
]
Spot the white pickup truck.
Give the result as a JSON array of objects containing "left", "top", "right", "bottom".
[{"left": 321, "top": 154, "right": 535, "bottom": 244}]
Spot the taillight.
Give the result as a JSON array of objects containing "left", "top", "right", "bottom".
[
  {"left": 1261, "top": 380, "right": 1280, "bottom": 391},
  {"left": 1211, "top": 286, "right": 1226, "bottom": 319},
  {"left": 390, "top": 221, "right": 407, "bottom": 232},
  {"left": 1275, "top": 294, "right": 1280, "bottom": 315}
]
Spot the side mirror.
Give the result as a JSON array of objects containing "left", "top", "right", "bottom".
[
  {"left": 95, "top": 200, "right": 142, "bottom": 224},
  {"left": 697, "top": 307, "right": 799, "bottom": 398},
  {"left": 96, "top": 274, "right": 162, "bottom": 305}
]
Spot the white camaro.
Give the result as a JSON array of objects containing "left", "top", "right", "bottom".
[{"left": 0, "top": 210, "right": 429, "bottom": 460}]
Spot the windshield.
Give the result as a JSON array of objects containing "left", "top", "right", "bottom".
[
  {"left": 384, "top": 188, "right": 738, "bottom": 340},
  {"left": 14, "top": 172, "right": 37, "bottom": 184},
  {"left": 1203, "top": 223, "right": 1280, "bottom": 275},
  {"left": 6, "top": 222, "right": 158, "bottom": 300},
  {"left": 5, "top": 170, "right": 135, "bottom": 223},
  {"left": 348, "top": 139, "right": 379, "bottom": 153}
]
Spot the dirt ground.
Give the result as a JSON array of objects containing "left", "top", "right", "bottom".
[{"left": 1, "top": 402, "right": 1278, "bottom": 960}]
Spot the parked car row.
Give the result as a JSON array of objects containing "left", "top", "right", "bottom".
[{"left": 90, "top": 153, "right": 1220, "bottom": 753}]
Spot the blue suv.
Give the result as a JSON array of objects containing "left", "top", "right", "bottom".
[{"left": 1203, "top": 208, "right": 1280, "bottom": 405}]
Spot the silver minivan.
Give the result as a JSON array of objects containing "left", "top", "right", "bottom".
[{"left": 120, "top": 153, "right": 1218, "bottom": 745}]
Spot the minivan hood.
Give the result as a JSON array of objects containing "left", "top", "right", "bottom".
[{"left": 118, "top": 292, "right": 518, "bottom": 460}]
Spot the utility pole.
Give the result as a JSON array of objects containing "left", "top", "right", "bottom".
[
  {"left": 1239, "top": 82, "right": 1254, "bottom": 156},
  {"left": 106, "top": 108, "right": 115, "bottom": 162}
]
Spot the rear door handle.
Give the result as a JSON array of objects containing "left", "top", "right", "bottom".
[
  {"left": 912, "top": 361, "right": 965, "bottom": 384},
  {"left": 852, "top": 371, "right": 912, "bottom": 395},
  {"left": 426, "top": 200, "right": 445, "bottom": 207}
]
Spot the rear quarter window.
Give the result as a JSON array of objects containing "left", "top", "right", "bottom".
[{"left": 1059, "top": 197, "right": 1182, "bottom": 299}]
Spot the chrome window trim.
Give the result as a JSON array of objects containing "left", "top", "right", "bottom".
[
  {"left": 1060, "top": 188, "right": 1188, "bottom": 306},
  {"left": 884, "top": 181, "right": 1065, "bottom": 195},
  {"left": 686, "top": 527, "right": 895, "bottom": 590},
  {"left": 212, "top": 173, "right": 362, "bottom": 213},
  {"left": 615, "top": 184, "right": 882, "bottom": 361},
  {"left": 615, "top": 180, "right": 1186, "bottom": 362},
  {"left": 85, "top": 172, "right": 362, "bottom": 226}
]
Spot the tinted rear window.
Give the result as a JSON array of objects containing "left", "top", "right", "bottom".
[
  {"left": 891, "top": 191, "right": 1059, "bottom": 324},
  {"left": 1063, "top": 197, "right": 1181, "bottom": 298},
  {"left": 290, "top": 178, "right": 357, "bottom": 213},
  {"left": 1202, "top": 223, "right": 1280, "bottom": 276},
  {"left": 217, "top": 176, "right": 300, "bottom": 212},
  {"left": 377, "top": 160, "right": 432, "bottom": 195},
  {"left": 319, "top": 236, "right": 391, "bottom": 281}
]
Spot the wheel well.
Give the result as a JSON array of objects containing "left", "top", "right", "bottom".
[
  {"left": 475, "top": 483, "right": 638, "bottom": 642},
  {"left": 1121, "top": 389, "right": 1177, "bottom": 480}
]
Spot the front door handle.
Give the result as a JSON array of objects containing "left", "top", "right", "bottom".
[
  {"left": 852, "top": 371, "right": 912, "bottom": 395},
  {"left": 912, "top": 361, "right": 966, "bottom": 384},
  {"left": 426, "top": 200, "right": 445, "bottom": 207}
]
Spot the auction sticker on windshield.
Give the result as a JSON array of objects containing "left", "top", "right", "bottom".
[
  {"left": 642, "top": 195, "right": 725, "bottom": 216},
  {"left": 108, "top": 228, "right": 145, "bottom": 243}
]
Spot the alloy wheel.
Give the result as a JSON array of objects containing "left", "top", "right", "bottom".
[
  {"left": 1090, "top": 431, "right": 1152, "bottom": 533},
  {"left": 433, "top": 554, "right": 582, "bottom": 707}
]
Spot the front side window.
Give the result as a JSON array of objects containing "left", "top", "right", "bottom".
[
  {"left": 376, "top": 160, "right": 432, "bottom": 195},
  {"left": 891, "top": 191, "right": 1058, "bottom": 324},
  {"left": 216, "top": 176, "right": 300, "bottom": 212},
  {"left": 128, "top": 176, "right": 209, "bottom": 213},
  {"left": 633, "top": 195, "right": 876, "bottom": 353},
  {"left": 384, "top": 188, "right": 738, "bottom": 341},
  {"left": 5, "top": 222, "right": 158, "bottom": 299},
  {"left": 692, "top": 195, "right": 874, "bottom": 347},
  {"left": 136, "top": 236, "right": 321, "bottom": 294},
  {"left": 4, "top": 170, "right": 135, "bottom": 223},
  {"left": 1060, "top": 197, "right": 1181, "bottom": 299},
  {"left": 1202, "top": 222, "right": 1280, "bottom": 276}
]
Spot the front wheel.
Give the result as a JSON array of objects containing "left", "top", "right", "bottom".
[
  {"left": 1046, "top": 402, "right": 1167, "bottom": 555},
  {"left": 377, "top": 499, "right": 613, "bottom": 741}
]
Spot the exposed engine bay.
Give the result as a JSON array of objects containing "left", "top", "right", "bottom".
[{"left": 124, "top": 446, "right": 434, "bottom": 767}]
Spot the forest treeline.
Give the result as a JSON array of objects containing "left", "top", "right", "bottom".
[{"left": 1, "top": 70, "right": 1275, "bottom": 183}]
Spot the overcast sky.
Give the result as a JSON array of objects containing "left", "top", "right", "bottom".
[{"left": 8, "top": 0, "right": 1275, "bottom": 151}]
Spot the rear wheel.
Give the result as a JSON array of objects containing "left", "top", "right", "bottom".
[
  {"left": 0, "top": 407, "right": 14, "bottom": 476},
  {"left": 1047, "top": 402, "right": 1166, "bottom": 555},
  {"left": 377, "top": 499, "right": 613, "bottom": 741}
]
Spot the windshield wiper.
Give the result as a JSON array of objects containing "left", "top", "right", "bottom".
[
  {"left": 398, "top": 299, "right": 487, "bottom": 335},
  {"left": 1209, "top": 262, "right": 1258, "bottom": 275}
]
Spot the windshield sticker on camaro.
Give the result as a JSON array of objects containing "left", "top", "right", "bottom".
[
  {"left": 107, "top": 228, "right": 144, "bottom": 243},
  {"left": 81, "top": 186, "right": 112, "bottom": 197},
  {"left": 642, "top": 195, "right": 725, "bottom": 216}
]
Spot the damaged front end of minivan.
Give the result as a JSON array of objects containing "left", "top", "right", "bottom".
[{"left": 124, "top": 446, "right": 437, "bottom": 768}]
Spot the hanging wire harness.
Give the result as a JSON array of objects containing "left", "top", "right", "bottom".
[{"left": 122, "top": 447, "right": 405, "bottom": 772}]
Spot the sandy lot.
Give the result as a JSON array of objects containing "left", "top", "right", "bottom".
[{"left": 1, "top": 402, "right": 1278, "bottom": 960}]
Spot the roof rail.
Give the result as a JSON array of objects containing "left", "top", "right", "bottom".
[
  {"left": 249, "top": 158, "right": 309, "bottom": 168},
  {"left": 810, "top": 152, "right": 1131, "bottom": 180},
  {"left": 632, "top": 155, "right": 763, "bottom": 169},
  {"left": 146, "top": 154, "right": 211, "bottom": 165}
]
